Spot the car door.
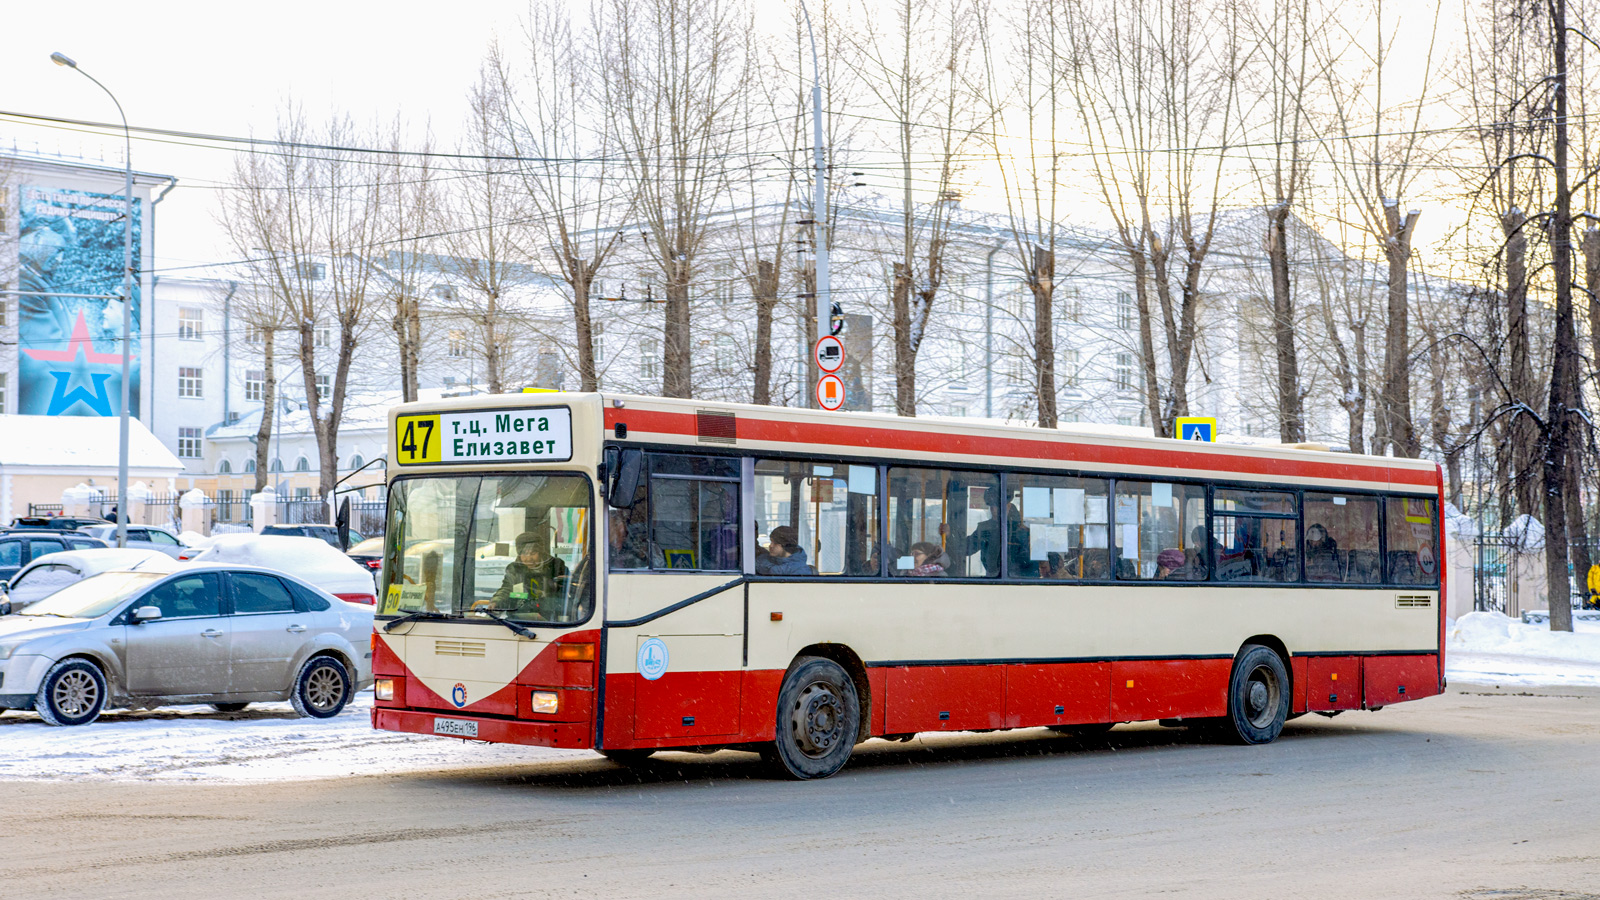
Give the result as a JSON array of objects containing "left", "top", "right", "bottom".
[
  {"left": 0, "top": 539, "right": 22, "bottom": 581},
  {"left": 25, "top": 536, "right": 67, "bottom": 565},
  {"left": 145, "top": 529, "right": 185, "bottom": 558},
  {"left": 226, "top": 572, "right": 309, "bottom": 695},
  {"left": 123, "top": 572, "right": 232, "bottom": 696}
]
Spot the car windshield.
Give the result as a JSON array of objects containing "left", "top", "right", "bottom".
[
  {"left": 382, "top": 474, "right": 593, "bottom": 625},
  {"left": 20, "top": 572, "right": 166, "bottom": 619}
]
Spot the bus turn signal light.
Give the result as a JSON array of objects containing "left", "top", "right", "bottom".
[{"left": 556, "top": 643, "right": 594, "bottom": 662}]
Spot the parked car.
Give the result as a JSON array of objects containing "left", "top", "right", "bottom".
[
  {"left": 1, "top": 549, "right": 177, "bottom": 614},
  {"left": 0, "top": 532, "right": 109, "bottom": 583},
  {"left": 179, "top": 534, "right": 377, "bottom": 604},
  {"left": 0, "top": 565, "right": 374, "bottom": 725},
  {"left": 8, "top": 516, "right": 111, "bottom": 531},
  {"left": 77, "top": 524, "right": 188, "bottom": 558},
  {"left": 345, "top": 536, "right": 385, "bottom": 586},
  {"left": 260, "top": 524, "right": 364, "bottom": 549}
]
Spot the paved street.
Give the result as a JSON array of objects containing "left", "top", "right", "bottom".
[{"left": 5, "top": 684, "right": 1598, "bottom": 900}]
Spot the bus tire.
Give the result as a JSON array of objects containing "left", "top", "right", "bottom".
[
  {"left": 1223, "top": 644, "right": 1290, "bottom": 745},
  {"left": 601, "top": 749, "right": 656, "bottom": 766},
  {"left": 768, "top": 656, "right": 860, "bottom": 780}
]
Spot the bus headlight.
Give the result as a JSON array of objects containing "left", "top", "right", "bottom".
[
  {"left": 530, "top": 690, "right": 559, "bottom": 714},
  {"left": 374, "top": 678, "right": 395, "bottom": 701}
]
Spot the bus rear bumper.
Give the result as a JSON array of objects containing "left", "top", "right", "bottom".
[{"left": 373, "top": 708, "right": 592, "bottom": 749}]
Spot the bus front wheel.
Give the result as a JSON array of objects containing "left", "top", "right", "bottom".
[
  {"left": 767, "top": 656, "right": 860, "bottom": 780},
  {"left": 1223, "top": 644, "right": 1290, "bottom": 745}
]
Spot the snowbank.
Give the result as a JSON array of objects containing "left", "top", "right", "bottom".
[
  {"left": 1447, "top": 611, "right": 1600, "bottom": 687},
  {"left": 0, "top": 693, "right": 592, "bottom": 783}
]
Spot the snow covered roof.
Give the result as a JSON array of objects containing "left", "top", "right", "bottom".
[
  {"left": 0, "top": 415, "right": 184, "bottom": 472},
  {"left": 206, "top": 385, "right": 486, "bottom": 443}
]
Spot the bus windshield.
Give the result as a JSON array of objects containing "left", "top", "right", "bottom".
[{"left": 381, "top": 473, "right": 594, "bottom": 625}]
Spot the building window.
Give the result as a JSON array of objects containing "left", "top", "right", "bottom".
[
  {"left": 315, "top": 323, "right": 332, "bottom": 348},
  {"left": 642, "top": 339, "right": 660, "bottom": 379},
  {"left": 244, "top": 369, "right": 264, "bottom": 403},
  {"left": 1060, "top": 286, "right": 1081, "bottom": 322},
  {"left": 430, "top": 283, "right": 457, "bottom": 302},
  {"left": 270, "top": 458, "right": 283, "bottom": 473},
  {"left": 714, "top": 335, "right": 739, "bottom": 372},
  {"left": 178, "top": 367, "right": 203, "bottom": 398},
  {"left": 218, "top": 459, "right": 233, "bottom": 474},
  {"left": 298, "top": 261, "right": 325, "bottom": 281},
  {"left": 315, "top": 374, "right": 330, "bottom": 400},
  {"left": 177, "top": 427, "right": 202, "bottom": 459},
  {"left": 448, "top": 330, "right": 466, "bottom": 358},
  {"left": 1117, "top": 291, "right": 1135, "bottom": 330},
  {"left": 593, "top": 322, "right": 605, "bottom": 363},
  {"left": 0, "top": 372, "right": 7, "bottom": 414},
  {"left": 1115, "top": 353, "right": 1135, "bottom": 393},
  {"left": 245, "top": 324, "right": 267, "bottom": 345},
  {"left": 245, "top": 459, "right": 257, "bottom": 473},
  {"left": 295, "top": 487, "right": 312, "bottom": 500},
  {"left": 295, "top": 456, "right": 311, "bottom": 472},
  {"left": 350, "top": 453, "right": 365, "bottom": 470},
  {"left": 0, "top": 292, "right": 8, "bottom": 327},
  {"left": 178, "top": 307, "right": 203, "bottom": 340}
]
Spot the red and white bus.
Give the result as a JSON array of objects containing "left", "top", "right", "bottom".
[{"left": 370, "top": 393, "right": 1445, "bottom": 779}]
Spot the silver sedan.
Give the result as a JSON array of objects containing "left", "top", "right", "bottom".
[{"left": 0, "top": 564, "right": 373, "bottom": 726}]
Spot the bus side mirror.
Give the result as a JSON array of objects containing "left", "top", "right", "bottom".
[{"left": 606, "top": 448, "right": 644, "bottom": 509}]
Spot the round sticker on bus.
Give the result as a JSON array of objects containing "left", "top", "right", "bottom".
[
  {"left": 451, "top": 683, "right": 468, "bottom": 708},
  {"left": 637, "top": 638, "right": 669, "bottom": 681}
]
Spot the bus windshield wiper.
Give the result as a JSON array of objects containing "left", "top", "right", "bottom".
[
  {"left": 480, "top": 609, "right": 538, "bottom": 640},
  {"left": 381, "top": 610, "right": 450, "bottom": 632}
]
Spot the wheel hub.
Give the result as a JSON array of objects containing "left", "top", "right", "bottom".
[
  {"left": 54, "top": 670, "right": 98, "bottom": 718},
  {"left": 1244, "top": 664, "right": 1280, "bottom": 729},
  {"left": 306, "top": 667, "right": 343, "bottom": 711},
  {"left": 791, "top": 682, "right": 844, "bottom": 759}
]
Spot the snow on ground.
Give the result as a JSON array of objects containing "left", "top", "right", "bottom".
[
  {"left": 2, "top": 611, "right": 1597, "bottom": 785},
  {"left": 0, "top": 692, "right": 593, "bottom": 784},
  {"left": 1447, "top": 611, "right": 1600, "bottom": 688}
]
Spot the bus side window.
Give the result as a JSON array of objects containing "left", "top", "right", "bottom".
[
  {"left": 1212, "top": 488, "right": 1299, "bottom": 583},
  {"left": 752, "top": 459, "right": 879, "bottom": 577},
  {"left": 1112, "top": 481, "right": 1207, "bottom": 581},
  {"left": 1384, "top": 496, "right": 1439, "bottom": 585},
  {"left": 887, "top": 467, "right": 1000, "bottom": 578},
  {"left": 1006, "top": 473, "right": 1111, "bottom": 580},
  {"left": 1303, "top": 493, "right": 1381, "bottom": 584},
  {"left": 646, "top": 453, "right": 740, "bottom": 572}
]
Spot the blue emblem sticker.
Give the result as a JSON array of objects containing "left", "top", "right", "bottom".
[
  {"left": 451, "top": 683, "right": 468, "bottom": 708},
  {"left": 637, "top": 638, "right": 669, "bottom": 681}
]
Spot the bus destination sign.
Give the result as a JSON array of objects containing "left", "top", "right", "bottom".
[{"left": 395, "top": 407, "right": 573, "bottom": 466}]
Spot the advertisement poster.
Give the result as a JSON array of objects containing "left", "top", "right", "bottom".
[{"left": 16, "top": 185, "right": 141, "bottom": 417}]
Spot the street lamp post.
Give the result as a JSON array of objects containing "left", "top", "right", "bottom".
[{"left": 52, "top": 51, "right": 133, "bottom": 550}]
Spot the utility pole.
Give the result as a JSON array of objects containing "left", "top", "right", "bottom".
[{"left": 799, "top": 0, "right": 830, "bottom": 406}]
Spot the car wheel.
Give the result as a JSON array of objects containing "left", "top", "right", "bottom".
[
  {"left": 36, "top": 658, "right": 108, "bottom": 727},
  {"left": 767, "top": 656, "right": 860, "bottom": 780},
  {"left": 289, "top": 656, "right": 352, "bottom": 719},
  {"left": 1221, "top": 644, "right": 1290, "bottom": 745},
  {"left": 210, "top": 702, "right": 250, "bottom": 713},
  {"left": 600, "top": 749, "right": 656, "bottom": 766}
]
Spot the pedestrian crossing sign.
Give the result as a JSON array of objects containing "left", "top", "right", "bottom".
[{"left": 1175, "top": 417, "right": 1216, "bottom": 442}]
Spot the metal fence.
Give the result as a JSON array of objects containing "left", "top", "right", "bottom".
[{"left": 1474, "top": 536, "right": 1597, "bottom": 614}]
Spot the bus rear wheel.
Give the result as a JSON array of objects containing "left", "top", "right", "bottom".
[
  {"left": 768, "top": 656, "right": 860, "bottom": 780},
  {"left": 1223, "top": 644, "right": 1290, "bottom": 745}
]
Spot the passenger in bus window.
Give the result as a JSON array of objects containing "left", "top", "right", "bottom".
[
  {"left": 1304, "top": 523, "right": 1342, "bottom": 582},
  {"left": 908, "top": 542, "right": 947, "bottom": 576},
  {"left": 756, "top": 525, "right": 814, "bottom": 576},
  {"left": 608, "top": 511, "right": 649, "bottom": 569},
  {"left": 1155, "top": 548, "right": 1187, "bottom": 579}
]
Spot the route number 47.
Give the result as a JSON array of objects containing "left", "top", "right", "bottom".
[{"left": 397, "top": 415, "right": 442, "bottom": 464}]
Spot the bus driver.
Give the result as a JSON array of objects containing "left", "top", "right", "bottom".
[{"left": 478, "top": 529, "right": 569, "bottom": 617}]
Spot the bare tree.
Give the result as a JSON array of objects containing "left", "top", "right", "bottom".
[
  {"left": 1065, "top": 0, "right": 1244, "bottom": 436},
  {"left": 850, "top": 0, "right": 986, "bottom": 417},
  {"left": 604, "top": 0, "right": 748, "bottom": 398},
  {"left": 497, "top": 7, "right": 634, "bottom": 393},
  {"left": 374, "top": 119, "right": 438, "bottom": 404},
  {"left": 978, "top": 0, "right": 1071, "bottom": 427},
  {"left": 221, "top": 110, "right": 384, "bottom": 514},
  {"left": 1317, "top": 0, "right": 1445, "bottom": 458}
]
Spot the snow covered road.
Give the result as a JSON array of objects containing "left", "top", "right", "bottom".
[{"left": 0, "top": 610, "right": 1594, "bottom": 785}]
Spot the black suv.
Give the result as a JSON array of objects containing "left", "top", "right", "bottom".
[
  {"left": 8, "top": 516, "right": 112, "bottom": 532},
  {"left": 0, "top": 531, "right": 109, "bottom": 582}
]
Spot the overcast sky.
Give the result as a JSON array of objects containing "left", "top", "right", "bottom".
[{"left": 1, "top": 1, "right": 520, "bottom": 271}]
